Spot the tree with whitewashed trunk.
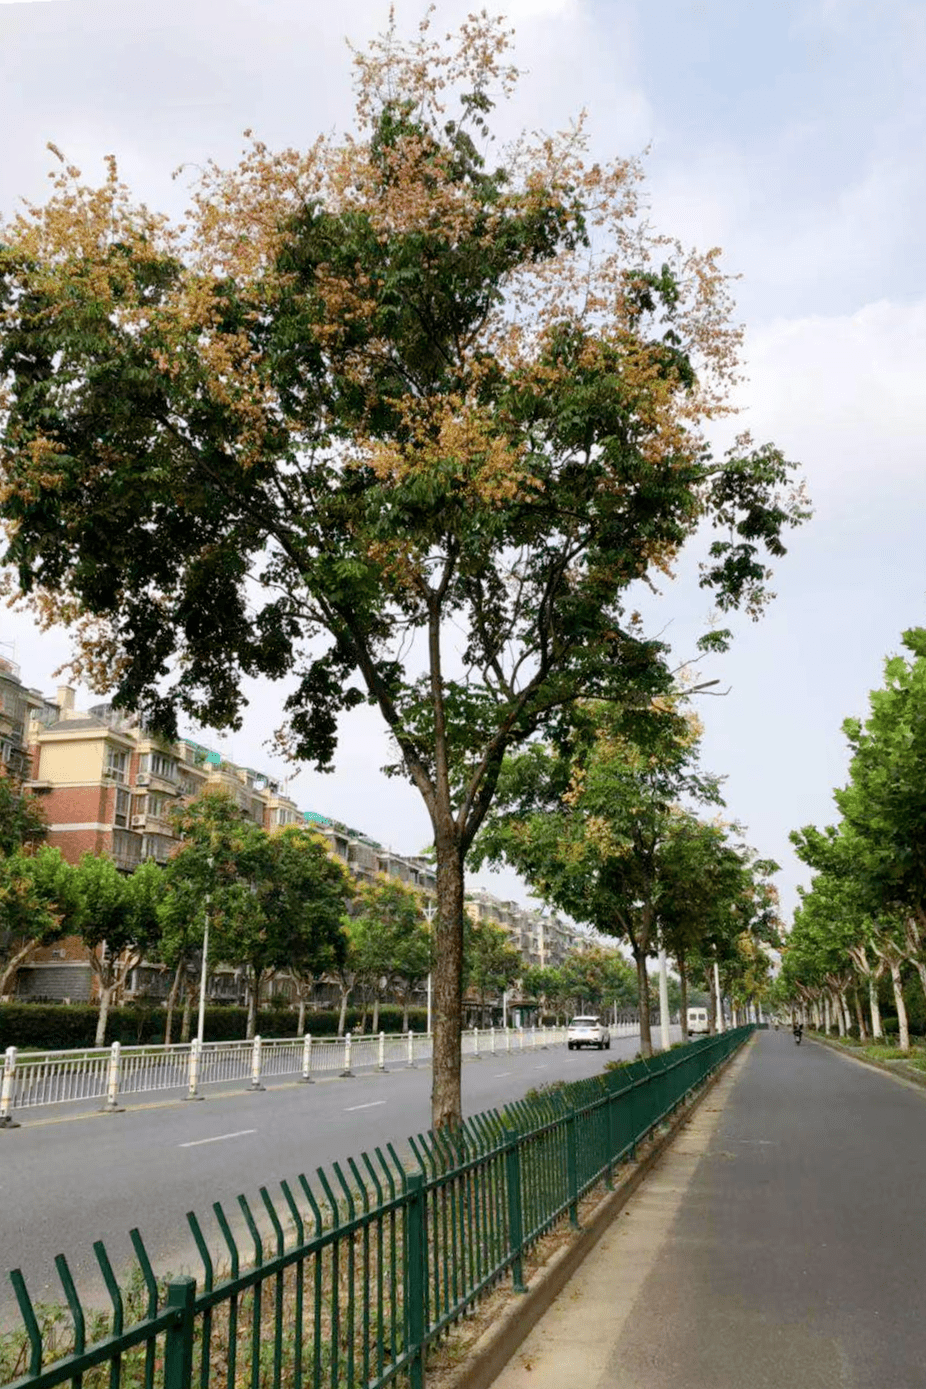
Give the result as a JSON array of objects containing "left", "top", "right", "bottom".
[
  {"left": 0, "top": 15, "right": 808, "bottom": 1127},
  {"left": 70, "top": 855, "right": 163, "bottom": 1046},
  {"left": 847, "top": 941, "right": 884, "bottom": 1040}
]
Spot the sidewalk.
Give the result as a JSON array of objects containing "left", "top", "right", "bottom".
[{"left": 490, "top": 1030, "right": 926, "bottom": 1389}]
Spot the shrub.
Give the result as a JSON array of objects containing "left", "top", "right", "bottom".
[{"left": 0, "top": 1001, "right": 430, "bottom": 1051}]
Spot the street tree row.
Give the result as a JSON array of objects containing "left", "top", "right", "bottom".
[
  {"left": 780, "top": 629, "right": 926, "bottom": 1049},
  {"left": 474, "top": 698, "right": 781, "bottom": 1052}
]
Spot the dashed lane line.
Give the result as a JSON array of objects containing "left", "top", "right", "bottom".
[{"left": 178, "top": 1129, "right": 257, "bottom": 1148}]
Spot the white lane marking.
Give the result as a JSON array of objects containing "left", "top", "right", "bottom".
[
  {"left": 494, "top": 1071, "right": 512, "bottom": 1078},
  {"left": 345, "top": 1100, "right": 387, "bottom": 1112},
  {"left": 179, "top": 1129, "right": 256, "bottom": 1148},
  {"left": 534, "top": 1065, "right": 548, "bottom": 1070}
]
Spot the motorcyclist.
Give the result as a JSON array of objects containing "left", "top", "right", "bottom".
[{"left": 793, "top": 1020, "right": 803, "bottom": 1043}]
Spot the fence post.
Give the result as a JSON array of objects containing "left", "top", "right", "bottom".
[
  {"left": 184, "top": 1039, "right": 204, "bottom": 1102},
  {"left": 489, "top": 1026, "right": 496, "bottom": 1056},
  {"left": 504, "top": 1126, "right": 528, "bottom": 1293},
  {"left": 605, "top": 1087, "right": 618, "bottom": 1189},
  {"left": 405, "top": 1173, "right": 427, "bottom": 1389},
  {"left": 473, "top": 1026, "right": 481, "bottom": 1059},
  {"left": 341, "top": 1032, "right": 355, "bottom": 1078},
  {"left": 518, "top": 1026, "right": 525, "bottom": 1051},
  {"left": 541, "top": 1025, "right": 549, "bottom": 1050},
  {"left": 506, "top": 1027, "right": 512, "bottom": 1054},
  {"left": 0, "top": 1046, "right": 19, "bottom": 1129},
  {"left": 300, "top": 1032, "right": 314, "bottom": 1084},
  {"left": 378, "top": 1030, "right": 387, "bottom": 1072},
  {"left": 163, "top": 1276, "right": 196, "bottom": 1389},
  {"left": 566, "top": 1101, "right": 580, "bottom": 1228},
  {"left": 406, "top": 1029, "right": 416, "bottom": 1068},
  {"left": 248, "top": 1035, "right": 265, "bottom": 1091},
  {"left": 101, "top": 1040, "right": 125, "bottom": 1113}
]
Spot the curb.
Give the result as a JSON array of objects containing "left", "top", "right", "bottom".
[
  {"left": 438, "top": 1036, "right": 752, "bottom": 1389},
  {"left": 809, "top": 1033, "right": 926, "bottom": 1091}
]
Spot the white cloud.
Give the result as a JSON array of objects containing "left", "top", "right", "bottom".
[{"left": 742, "top": 297, "right": 926, "bottom": 494}]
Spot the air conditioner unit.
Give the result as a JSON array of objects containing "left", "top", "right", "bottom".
[
  {"left": 136, "top": 773, "right": 150, "bottom": 786},
  {"left": 131, "top": 815, "right": 147, "bottom": 828}
]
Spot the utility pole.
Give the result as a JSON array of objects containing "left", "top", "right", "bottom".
[{"left": 658, "top": 947, "right": 671, "bottom": 1051}]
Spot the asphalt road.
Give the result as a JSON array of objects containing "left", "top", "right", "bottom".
[
  {"left": 494, "top": 1029, "right": 926, "bottom": 1389},
  {"left": 0, "top": 1029, "right": 668, "bottom": 1323}
]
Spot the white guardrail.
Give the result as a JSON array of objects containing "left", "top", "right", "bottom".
[{"left": 0, "top": 1020, "right": 642, "bottom": 1124}]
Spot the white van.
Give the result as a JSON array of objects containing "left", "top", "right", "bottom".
[{"left": 686, "top": 1007, "right": 709, "bottom": 1036}]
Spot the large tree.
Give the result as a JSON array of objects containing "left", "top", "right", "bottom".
[
  {"left": 0, "top": 17, "right": 806, "bottom": 1125},
  {"left": 163, "top": 792, "right": 352, "bottom": 1038},
  {"left": 474, "top": 701, "right": 725, "bottom": 1053}
]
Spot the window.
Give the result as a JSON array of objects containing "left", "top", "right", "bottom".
[
  {"left": 114, "top": 788, "right": 130, "bottom": 827},
  {"left": 150, "top": 752, "right": 176, "bottom": 780},
  {"left": 113, "top": 829, "right": 142, "bottom": 868},
  {"left": 105, "top": 747, "right": 128, "bottom": 782},
  {"left": 142, "top": 834, "right": 172, "bottom": 863}
]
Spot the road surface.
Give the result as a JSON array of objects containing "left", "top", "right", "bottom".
[
  {"left": 493, "top": 1029, "right": 926, "bottom": 1389},
  {"left": 0, "top": 1029, "right": 670, "bottom": 1322}
]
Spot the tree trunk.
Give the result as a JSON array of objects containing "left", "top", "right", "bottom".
[
  {"left": 402, "top": 992, "right": 410, "bottom": 1031},
  {"left": 889, "top": 959, "right": 910, "bottom": 1051},
  {"left": 180, "top": 982, "right": 193, "bottom": 1042},
  {"left": 372, "top": 994, "right": 380, "bottom": 1033},
  {"left": 0, "top": 938, "right": 42, "bottom": 997},
  {"left": 707, "top": 967, "right": 717, "bottom": 1036},
  {"left": 96, "top": 980, "right": 113, "bottom": 1046},
  {"left": 246, "top": 968, "right": 261, "bottom": 1040},
  {"left": 835, "top": 992, "right": 847, "bottom": 1037},
  {"left": 296, "top": 997, "right": 306, "bottom": 1035},
  {"left": 632, "top": 948, "right": 652, "bottom": 1057},
  {"left": 164, "top": 959, "right": 185, "bottom": 1046},
  {"left": 337, "top": 986, "right": 351, "bottom": 1035},
  {"left": 677, "top": 950, "right": 688, "bottom": 1043},
  {"left": 430, "top": 829, "right": 465, "bottom": 1130},
  {"left": 869, "top": 975, "right": 883, "bottom": 1039},
  {"left": 852, "top": 989, "right": 867, "bottom": 1040},
  {"left": 912, "top": 959, "right": 926, "bottom": 1016}
]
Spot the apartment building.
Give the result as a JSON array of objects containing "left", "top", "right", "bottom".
[
  {"left": 0, "top": 653, "right": 58, "bottom": 780},
  {"left": 464, "top": 888, "right": 585, "bottom": 969},
  {"left": 12, "top": 687, "right": 301, "bottom": 1000},
  {"left": 4, "top": 667, "right": 590, "bottom": 1005}
]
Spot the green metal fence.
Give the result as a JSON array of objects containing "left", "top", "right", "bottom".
[{"left": 3, "top": 1027, "right": 752, "bottom": 1389}]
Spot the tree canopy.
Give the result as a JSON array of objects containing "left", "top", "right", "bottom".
[
  {"left": 0, "top": 14, "right": 807, "bottom": 1125},
  {"left": 783, "top": 630, "right": 926, "bottom": 1048}
]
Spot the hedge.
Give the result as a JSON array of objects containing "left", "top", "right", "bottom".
[{"left": 0, "top": 1002, "right": 429, "bottom": 1052}]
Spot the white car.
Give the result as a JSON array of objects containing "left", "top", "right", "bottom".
[
  {"left": 686, "top": 1007, "right": 709, "bottom": 1036},
  {"left": 567, "top": 1016, "right": 611, "bottom": 1050}
]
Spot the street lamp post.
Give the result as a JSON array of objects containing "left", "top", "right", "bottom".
[
  {"left": 422, "top": 901, "right": 437, "bottom": 1036},
  {"left": 195, "top": 856, "right": 214, "bottom": 1053}
]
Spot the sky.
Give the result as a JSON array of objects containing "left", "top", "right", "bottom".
[{"left": 1, "top": 0, "right": 924, "bottom": 925}]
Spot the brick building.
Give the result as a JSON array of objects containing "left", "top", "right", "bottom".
[{"left": 4, "top": 670, "right": 591, "bottom": 1008}]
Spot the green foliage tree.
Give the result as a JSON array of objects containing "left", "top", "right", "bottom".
[
  {"left": 0, "top": 845, "right": 78, "bottom": 996},
  {"left": 346, "top": 875, "right": 429, "bottom": 1032},
  {"left": 71, "top": 853, "right": 163, "bottom": 1044},
  {"left": 474, "top": 701, "right": 725, "bottom": 1054},
  {"left": 465, "top": 919, "right": 522, "bottom": 1026},
  {"left": 0, "top": 776, "right": 47, "bottom": 856},
  {"left": 559, "top": 948, "right": 638, "bottom": 1017},
  {"left": 0, "top": 17, "right": 807, "bottom": 1125},
  {"left": 785, "top": 631, "right": 926, "bottom": 1049},
  {"left": 163, "top": 792, "right": 352, "bottom": 1039}
]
